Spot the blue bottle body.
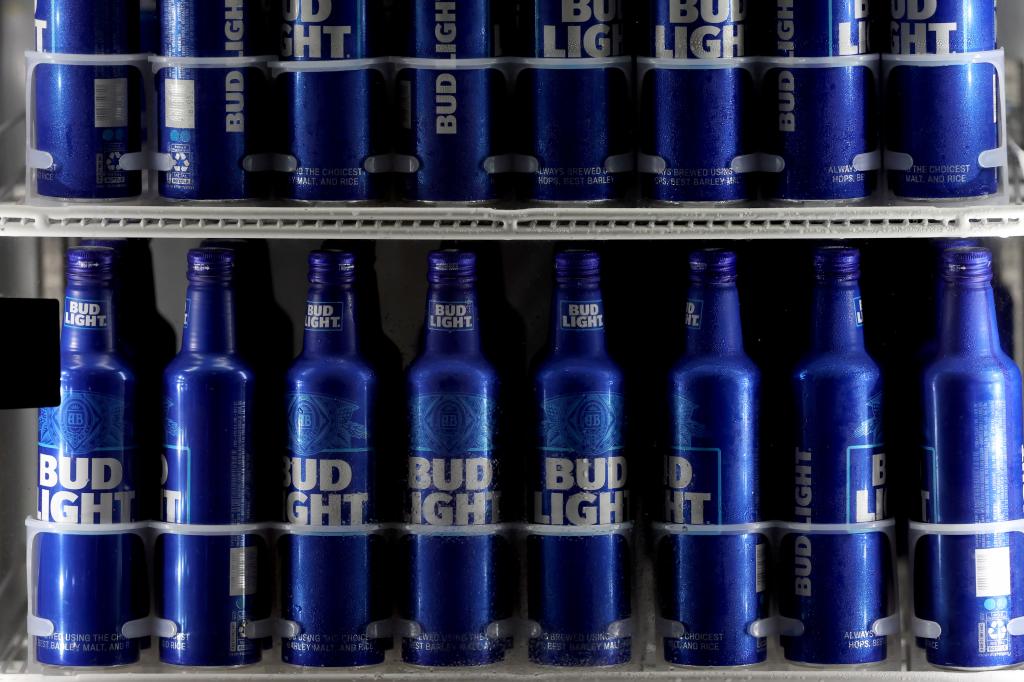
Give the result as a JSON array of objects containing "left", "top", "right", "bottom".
[
  {"left": 781, "top": 248, "right": 891, "bottom": 665},
  {"left": 280, "top": 252, "right": 388, "bottom": 667},
  {"left": 35, "top": 0, "right": 139, "bottom": 54},
  {"left": 400, "top": 251, "right": 512, "bottom": 666},
  {"left": 529, "top": 252, "right": 631, "bottom": 667},
  {"left": 156, "top": 65, "right": 270, "bottom": 200},
  {"left": 889, "top": 0, "right": 996, "bottom": 54},
  {"left": 918, "top": 248, "right": 1024, "bottom": 669},
  {"left": 36, "top": 248, "right": 145, "bottom": 667},
  {"left": 159, "top": 250, "right": 267, "bottom": 666},
  {"left": 160, "top": 0, "right": 261, "bottom": 57},
  {"left": 658, "top": 250, "right": 766, "bottom": 667}
]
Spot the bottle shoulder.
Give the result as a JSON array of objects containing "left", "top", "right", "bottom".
[
  {"left": 288, "top": 355, "right": 376, "bottom": 386},
  {"left": 165, "top": 352, "right": 255, "bottom": 380},
  {"left": 535, "top": 354, "right": 622, "bottom": 382},
  {"left": 407, "top": 354, "right": 498, "bottom": 393},
  {"left": 794, "top": 351, "right": 880, "bottom": 381},
  {"left": 671, "top": 353, "right": 759, "bottom": 380},
  {"left": 61, "top": 353, "right": 135, "bottom": 381},
  {"left": 925, "top": 352, "right": 1022, "bottom": 386}
]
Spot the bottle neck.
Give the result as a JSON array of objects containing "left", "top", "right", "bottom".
[
  {"left": 939, "top": 281, "right": 1001, "bottom": 355},
  {"left": 302, "top": 283, "right": 358, "bottom": 357},
  {"left": 810, "top": 281, "right": 865, "bottom": 353},
  {"left": 550, "top": 280, "right": 606, "bottom": 357},
  {"left": 424, "top": 283, "right": 481, "bottom": 355},
  {"left": 62, "top": 284, "right": 115, "bottom": 354},
  {"left": 183, "top": 282, "right": 236, "bottom": 354},
  {"left": 684, "top": 282, "right": 744, "bottom": 356}
]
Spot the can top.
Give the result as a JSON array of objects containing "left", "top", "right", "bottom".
[
  {"left": 942, "top": 246, "right": 993, "bottom": 284},
  {"left": 309, "top": 250, "right": 357, "bottom": 284},
  {"left": 66, "top": 246, "right": 115, "bottom": 281},
  {"left": 690, "top": 249, "right": 737, "bottom": 283},
  {"left": 555, "top": 250, "right": 600, "bottom": 280},
  {"left": 429, "top": 249, "right": 476, "bottom": 284},
  {"left": 187, "top": 247, "right": 234, "bottom": 282},
  {"left": 814, "top": 246, "right": 860, "bottom": 282}
]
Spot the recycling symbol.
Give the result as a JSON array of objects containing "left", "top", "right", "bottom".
[
  {"left": 989, "top": 620, "right": 1007, "bottom": 640},
  {"left": 172, "top": 152, "right": 191, "bottom": 173},
  {"left": 105, "top": 151, "right": 123, "bottom": 172}
]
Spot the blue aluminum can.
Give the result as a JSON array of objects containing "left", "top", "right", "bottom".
[
  {"left": 641, "top": 0, "right": 747, "bottom": 59},
  {"left": 33, "top": 63, "right": 144, "bottom": 200},
  {"left": 658, "top": 250, "right": 767, "bottom": 667},
  {"left": 521, "top": 0, "right": 628, "bottom": 58},
  {"left": 279, "top": 251, "right": 389, "bottom": 667},
  {"left": 155, "top": 65, "right": 270, "bottom": 200},
  {"left": 918, "top": 247, "right": 1024, "bottom": 670},
  {"left": 160, "top": 0, "right": 261, "bottom": 57},
  {"left": 760, "top": 63, "right": 878, "bottom": 201},
  {"left": 160, "top": 248, "right": 268, "bottom": 666},
  {"left": 781, "top": 247, "right": 891, "bottom": 666},
  {"left": 529, "top": 251, "right": 630, "bottom": 667},
  {"left": 282, "top": 0, "right": 381, "bottom": 60},
  {"left": 35, "top": 0, "right": 139, "bottom": 54},
  {"left": 400, "top": 250, "right": 513, "bottom": 666},
  {"left": 884, "top": 61, "right": 1000, "bottom": 200},
  {"left": 770, "top": 0, "right": 873, "bottom": 57},
  {"left": 142, "top": 0, "right": 160, "bottom": 54},
  {"left": 889, "top": 0, "right": 996, "bottom": 54},
  {"left": 393, "top": 0, "right": 508, "bottom": 203},
  {"left": 35, "top": 247, "right": 146, "bottom": 667}
]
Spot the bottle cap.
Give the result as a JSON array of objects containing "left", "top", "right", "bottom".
[
  {"left": 187, "top": 248, "right": 234, "bottom": 282},
  {"left": 942, "top": 246, "right": 993, "bottom": 284},
  {"left": 309, "top": 250, "right": 356, "bottom": 284},
  {"left": 65, "top": 246, "right": 115, "bottom": 281},
  {"left": 428, "top": 250, "right": 476, "bottom": 284},
  {"left": 814, "top": 246, "right": 860, "bottom": 282},
  {"left": 555, "top": 250, "right": 600, "bottom": 281},
  {"left": 690, "top": 249, "right": 737, "bottom": 283}
]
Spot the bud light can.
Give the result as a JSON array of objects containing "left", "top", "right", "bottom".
[
  {"left": 889, "top": 0, "right": 996, "bottom": 55},
  {"left": 392, "top": 0, "right": 509, "bottom": 203},
  {"left": 35, "top": 0, "right": 139, "bottom": 54},
  {"left": 639, "top": 0, "right": 756, "bottom": 204},
  {"left": 35, "top": 247, "right": 147, "bottom": 667},
  {"left": 275, "top": 0, "right": 388, "bottom": 202},
  {"left": 516, "top": 0, "right": 633, "bottom": 203},
  {"left": 160, "top": 0, "right": 262, "bottom": 57}
]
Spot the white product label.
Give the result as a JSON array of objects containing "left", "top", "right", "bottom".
[
  {"left": 165, "top": 79, "right": 196, "bottom": 129},
  {"left": 975, "top": 546, "right": 1011, "bottom": 598},
  {"left": 229, "top": 545, "right": 257, "bottom": 596},
  {"left": 93, "top": 78, "right": 128, "bottom": 128},
  {"left": 756, "top": 541, "right": 766, "bottom": 594}
]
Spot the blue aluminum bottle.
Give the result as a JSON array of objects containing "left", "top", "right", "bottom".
[
  {"left": 529, "top": 251, "right": 630, "bottom": 667},
  {"left": 889, "top": 0, "right": 996, "bottom": 54},
  {"left": 781, "top": 247, "right": 891, "bottom": 666},
  {"left": 516, "top": 0, "right": 632, "bottom": 203},
  {"left": 639, "top": 0, "right": 755, "bottom": 203},
  {"left": 918, "top": 247, "right": 1024, "bottom": 670},
  {"left": 280, "top": 251, "right": 389, "bottom": 667},
  {"left": 400, "top": 250, "right": 513, "bottom": 666},
  {"left": 393, "top": 0, "right": 508, "bottom": 203},
  {"left": 657, "top": 249, "right": 766, "bottom": 667},
  {"left": 35, "top": 247, "right": 146, "bottom": 667},
  {"left": 276, "top": 0, "right": 388, "bottom": 202},
  {"left": 159, "top": 248, "right": 268, "bottom": 666},
  {"left": 159, "top": 0, "right": 262, "bottom": 57}
]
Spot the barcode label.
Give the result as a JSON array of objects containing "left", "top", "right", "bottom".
[
  {"left": 229, "top": 546, "right": 257, "bottom": 596},
  {"left": 975, "top": 546, "right": 1011, "bottom": 597},
  {"left": 399, "top": 80, "right": 412, "bottom": 129},
  {"left": 94, "top": 78, "right": 127, "bottom": 128},
  {"left": 165, "top": 79, "right": 196, "bottom": 130},
  {"left": 755, "top": 541, "right": 766, "bottom": 593}
]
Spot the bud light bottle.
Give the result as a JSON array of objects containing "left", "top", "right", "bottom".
[
  {"left": 780, "top": 246, "right": 891, "bottom": 665},
  {"left": 399, "top": 250, "right": 513, "bottom": 666},
  {"left": 279, "top": 251, "right": 389, "bottom": 666},
  {"left": 918, "top": 247, "right": 1024, "bottom": 669},
  {"left": 158, "top": 248, "right": 268, "bottom": 666},
  {"left": 529, "top": 250, "right": 630, "bottom": 666},
  {"left": 657, "top": 249, "right": 767, "bottom": 667},
  {"left": 35, "top": 246, "right": 146, "bottom": 666}
]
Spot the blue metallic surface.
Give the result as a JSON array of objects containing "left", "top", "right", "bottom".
[
  {"left": 515, "top": 65, "right": 631, "bottom": 203},
  {"left": 885, "top": 62, "right": 1000, "bottom": 200},
  {"left": 281, "top": 0, "right": 380, "bottom": 60},
  {"left": 35, "top": 247, "right": 144, "bottom": 667},
  {"left": 275, "top": 68, "right": 388, "bottom": 202},
  {"left": 160, "top": 0, "right": 261, "bottom": 57},
  {"left": 35, "top": 0, "right": 139, "bottom": 54},
  {"left": 782, "top": 247, "right": 890, "bottom": 665},
  {"left": 889, "top": 0, "right": 996, "bottom": 54},
  {"left": 160, "top": 249, "right": 264, "bottom": 666},
  {"left": 34, "top": 64, "right": 143, "bottom": 200},
  {"left": 520, "top": 0, "right": 628, "bottom": 58},
  {"left": 529, "top": 251, "right": 630, "bottom": 667},
  {"left": 400, "top": 251, "right": 511, "bottom": 666},
  {"left": 918, "top": 247, "right": 1024, "bottom": 669},
  {"left": 394, "top": 0, "right": 503, "bottom": 59},
  {"left": 641, "top": 0, "right": 747, "bottom": 58},
  {"left": 393, "top": 66, "right": 507, "bottom": 203},
  {"left": 142, "top": 1, "right": 160, "bottom": 54},
  {"left": 640, "top": 66, "right": 756, "bottom": 203},
  {"left": 658, "top": 250, "right": 766, "bottom": 667},
  {"left": 280, "top": 251, "right": 387, "bottom": 666},
  {"left": 769, "top": 0, "right": 873, "bottom": 57},
  {"left": 760, "top": 64, "right": 878, "bottom": 202},
  {"left": 156, "top": 65, "right": 270, "bottom": 201}
]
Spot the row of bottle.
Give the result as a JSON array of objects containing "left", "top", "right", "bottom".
[{"left": 34, "top": 239, "right": 1024, "bottom": 669}]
